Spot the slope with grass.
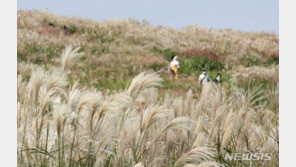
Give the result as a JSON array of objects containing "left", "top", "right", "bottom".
[
  {"left": 17, "top": 10, "right": 278, "bottom": 95},
  {"left": 17, "top": 10, "right": 279, "bottom": 167}
]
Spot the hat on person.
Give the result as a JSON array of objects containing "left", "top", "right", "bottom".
[
  {"left": 201, "top": 68, "right": 206, "bottom": 72},
  {"left": 171, "top": 55, "right": 175, "bottom": 60}
]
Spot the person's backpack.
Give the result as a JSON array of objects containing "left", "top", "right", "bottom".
[{"left": 201, "top": 74, "right": 210, "bottom": 84}]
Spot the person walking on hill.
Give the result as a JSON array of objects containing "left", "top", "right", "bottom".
[
  {"left": 169, "top": 56, "right": 180, "bottom": 79},
  {"left": 214, "top": 73, "right": 222, "bottom": 84},
  {"left": 198, "top": 68, "right": 211, "bottom": 86}
]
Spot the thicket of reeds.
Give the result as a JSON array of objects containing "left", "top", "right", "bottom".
[{"left": 17, "top": 46, "right": 278, "bottom": 167}]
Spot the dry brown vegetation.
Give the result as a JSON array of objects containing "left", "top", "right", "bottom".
[
  {"left": 17, "top": 10, "right": 279, "bottom": 167},
  {"left": 17, "top": 66, "right": 279, "bottom": 166}
]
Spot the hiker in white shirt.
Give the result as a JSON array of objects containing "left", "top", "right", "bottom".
[
  {"left": 169, "top": 56, "right": 180, "bottom": 79},
  {"left": 198, "top": 68, "right": 211, "bottom": 86}
]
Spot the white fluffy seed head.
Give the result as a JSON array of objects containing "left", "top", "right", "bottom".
[{"left": 61, "top": 45, "right": 83, "bottom": 71}]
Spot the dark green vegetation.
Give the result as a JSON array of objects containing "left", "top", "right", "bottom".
[{"left": 180, "top": 56, "right": 224, "bottom": 75}]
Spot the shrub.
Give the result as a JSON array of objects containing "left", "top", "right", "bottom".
[
  {"left": 180, "top": 56, "right": 224, "bottom": 75},
  {"left": 65, "top": 25, "right": 77, "bottom": 34},
  {"left": 239, "top": 57, "right": 261, "bottom": 67},
  {"left": 151, "top": 47, "right": 177, "bottom": 61},
  {"left": 179, "top": 48, "right": 224, "bottom": 61},
  {"left": 267, "top": 56, "right": 279, "bottom": 65},
  {"left": 148, "top": 63, "right": 166, "bottom": 71},
  {"left": 240, "top": 56, "right": 279, "bottom": 67}
]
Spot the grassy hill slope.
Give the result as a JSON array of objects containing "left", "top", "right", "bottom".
[
  {"left": 17, "top": 10, "right": 279, "bottom": 167},
  {"left": 17, "top": 10, "right": 278, "bottom": 95}
]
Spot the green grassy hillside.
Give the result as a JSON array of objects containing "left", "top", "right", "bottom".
[{"left": 17, "top": 10, "right": 278, "bottom": 95}]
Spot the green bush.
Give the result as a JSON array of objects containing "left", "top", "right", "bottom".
[
  {"left": 240, "top": 57, "right": 261, "bottom": 67},
  {"left": 148, "top": 63, "right": 166, "bottom": 71},
  {"left": 65, "top": 25, "right": 77, "bottom": 34},
  {"left": 267, "top": 56, "right": 279, "bottom": 65},
  {"left": 180, "top": 56, "right": 224, "bottom": 75},
  {"left": 240, "top": 56, "right": 279, "bottom": 67},
  {"left": 151, "top": 47, "right": 177, "bottom": 61}
]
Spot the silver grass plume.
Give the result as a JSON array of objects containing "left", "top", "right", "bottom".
[
  {"left": 174, "top": 147, "right": 217, "bottom": 167},
  {"left": 61, "top": 45, "right": 83, "bottom": 71},
  {"left": 126, "top": 72, "right": 162, "bottom": 99}
]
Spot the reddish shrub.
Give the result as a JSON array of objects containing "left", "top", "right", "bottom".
[
  {"left": 264, "top": 49, "right": 279, "bottom": 59},
  {"left": 179, "top": 48, "right": 224, "bottom": 61},
  {"left": 250, "top": 46, "right": 279, "bottom": 59},
  {"left": 141, "top": 55, "right": 167, "bottom": 66},
  {"left": 37, "top": 26, "right": 61, "bottom": 36}
]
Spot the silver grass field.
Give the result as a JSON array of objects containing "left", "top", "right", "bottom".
[{"left": 17, "top": 10, "right": 279, "bottom": 167}]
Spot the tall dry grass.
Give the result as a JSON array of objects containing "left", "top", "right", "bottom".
[
  {"left": 17, "top": 10, "right": 279, "bottom": 166},
  {"left": 17, "top": 46, "right": 278, "bottom": 166}
]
